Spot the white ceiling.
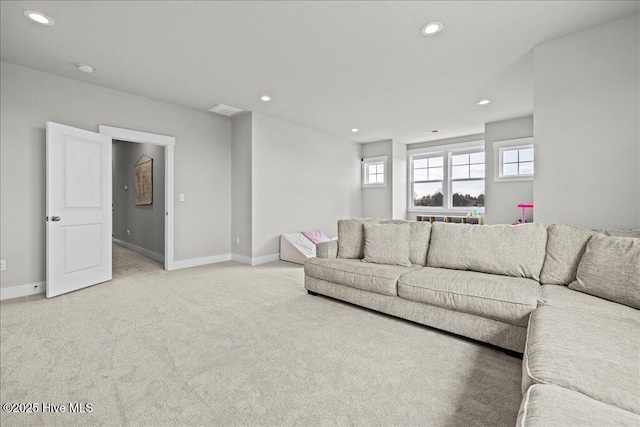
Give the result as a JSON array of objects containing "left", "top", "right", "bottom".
[{"left": 2, "top": 1, "right": 639, "bottom": 143}]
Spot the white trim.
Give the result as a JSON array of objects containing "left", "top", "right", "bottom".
[
  {"left": 99, "top": 125, "right": 175, "bottom": 146},
  {"left": 362, "top": 156, "right": 388, "bottom": 188},
  {"left": 493, "top": 137, "right": 534, "bottom": 183},
  {"left": 112, "top": 238, "right": 164, "bottom": 263},
  {"left": 170, "top": 253, "right": 232, "bottom": 270},
  {"left": 99, "top": 125, "right": 176, "bottom": 271},
  {"left": 408, "top": 140, "right": 483, "bottom": 156},
  {"left": 231, "top": 253, "right": 282, "bottom": 266},
  {"left": 1, "top": 282, "right": 46, "bottom": 300},
  {"left": 251, "top": 253, "right": 281, "bottom": 266},
  {"left": 362, "top": 155, "right": 388, "bottom": 163},
  {"left": 231, "top": 254, "right": 253, "bottom": 265},
  {"left": 492, "top": 137, "right": 532, "bottom": 150}
]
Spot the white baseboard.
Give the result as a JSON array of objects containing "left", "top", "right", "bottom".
[
  {"left": 251, "top": 253, "right": 281, "bottom": 266},
  {"left": 113, "top": 238, "right": 165, "bottom": 263},
  {"left": 231, "top": 254, "right": 252, "bottom": 265},
  {"left": 231, "top": 253, "right": 281, "bottom": 266},
  {"left": 170, "top": 253, "right": 232, "bottom": 270},
  {"left": 0, "top": 252, "right": 283, "bottom": 300},
  {"left": 1, "top": 282, "right": 46, "bottom": 301}
]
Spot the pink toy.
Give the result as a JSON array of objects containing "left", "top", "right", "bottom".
[{"left": 517, "top": 204, "right": 534, "bottom": 224}]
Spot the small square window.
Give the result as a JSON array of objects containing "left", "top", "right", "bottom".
[
  {"left": 493, "top": 138, "right": 534, "bottom": 182},
  {"left": 362, "top": 156, "right": 387, "bottom": 187}
]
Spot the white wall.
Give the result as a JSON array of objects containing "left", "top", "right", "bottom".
[
  {"left": 533, "top": 14, "right": 640, "bottom": 229},
  {"left": 361, "top": 140, "right": 394, "bottom": 219},
  {"left": 0, "top": 61, "right": 232, "bottom": 288},
  {"left": 112, "top": 140, "right": 165, "bottom": 256},
  {"left": 392, "top": 141, "right": 408, "bottom": 220},
  {"left": 484, "top": 116, "right": 534, "bottom": 225},
  {"left": 251, "top": 112, "right": 362, "bottom": 258},
  {"left": 231, "top": 113, "right": 253, "bottom": 259}
]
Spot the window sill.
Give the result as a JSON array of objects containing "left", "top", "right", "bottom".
[
  {"left": 407, "top": 208, "right": 485, "bottom": 215},
  {"left": 494, "top": 175, "right": 533, "bottom": 183}
]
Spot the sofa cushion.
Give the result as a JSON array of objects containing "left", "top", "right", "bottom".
[
  {"left": 569, "top": 234, "right": 640, "bottom": 309},
  {"left": 315, "top": 240, "right": 338, "bottom": 259},
  {"left": 337, "top": 218, "right": 379, "bottom": 259},
  {"left": 362, "top": 223, "right": 411, "bottom": 267},
  {"left": 398, "top": 267, "right": 539, "bottom": 327},
  {"left": 381, "top": 220, "right": 432, "bottom": 266},
  {"left": 517, "top": 384, "right": 640, "bottom": 427},
  {"left": 523, "top": 305, "right": 640, "bottom": 414},
  {"left": 427, "top": 222, "right": 547, "bottom": 280},
  {"left": 604, "top": 228, "right": 640, "bottom": 238},
  {"left": 540, "top": 284, "right": 639, "bottom": 322},
  {"left": 304, "top": 257, "right": 421, "bottom": 296},
  {"left": 539, "top": 224, "right": 597, "bottom": 285}
]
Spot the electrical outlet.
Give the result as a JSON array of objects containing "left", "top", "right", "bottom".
[
  {"left": 0, "top": 260, "right": 6, "bottom": 271},
  {"left": 126, "top": 230, "right": 131, "bottom": 236},
  {"left": 179, "top": 193, "right": 185, "bottom": 202},
  {"left": 236, "top": 237, "right": 240, "bottom": 244}
]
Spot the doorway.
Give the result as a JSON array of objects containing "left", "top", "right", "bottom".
[
  {"left": 99, "top": 125, "right": 175, "bottom": 270},
  {"left": 112, "top": 139, "right": 165, "bottom": 272}
]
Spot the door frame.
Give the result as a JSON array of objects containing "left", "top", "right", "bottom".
[{"left": 99, "top": 125, "right": 175, "bottom": 270}]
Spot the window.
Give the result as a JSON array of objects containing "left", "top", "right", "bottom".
[
  {"left": 493, "top": 137, "right": 534, "bottom": 182},
  {"left": 451, "top": 151, "right": 485, "bottom": 207},
  {"left": 412, "top": 155, "right": 444, "bottom": 207},
  {"left": 408, "top": 141, "right": 485, "bottom": 211},
  {"left": 362, "top": 156, "right": 387, "bottom": 187}
]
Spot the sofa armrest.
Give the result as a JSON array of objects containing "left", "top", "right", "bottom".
[{"left": 316, "top": 240, "right": 338, "bottom": 258}]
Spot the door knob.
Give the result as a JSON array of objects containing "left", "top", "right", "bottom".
[{"left": 51, "top": 216, "right": 61, "bottom": 222}]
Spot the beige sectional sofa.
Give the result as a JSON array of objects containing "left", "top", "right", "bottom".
[{"left": 304, "top": 219, "right": 640, "bottom": 426}]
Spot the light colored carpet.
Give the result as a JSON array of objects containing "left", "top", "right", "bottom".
[{"left": 1, "top": 245, "right": 523, "bottom": 426}]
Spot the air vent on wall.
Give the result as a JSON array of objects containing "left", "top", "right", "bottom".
[{"left": 208, "top": 104, "right": 242, "bottom": 117}]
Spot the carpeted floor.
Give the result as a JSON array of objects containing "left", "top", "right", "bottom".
[{"left": 1, "top": 245, "right": 523, "bottom": 426}]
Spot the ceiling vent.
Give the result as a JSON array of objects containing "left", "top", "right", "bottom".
[{"left": 208, "top": 104, "right": 242, "bottom": 117}]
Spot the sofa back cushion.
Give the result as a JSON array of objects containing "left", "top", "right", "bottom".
[
  {"left": 603, "top": 229, "right": 640, "bottom": 238},
  {"left": 337, "top": 218, "right": 379, "bottom": 259},
  {"left": 540, "top": 224, "right": 597, "bottom": 285},
  {"left": 381, "top": 220, "right": 432, "bottom": 266},
  {"left": 426, "top": 222, "right": 547, "bottom": 280},
  {"left": 362, "top": 223, "right": 412, "bottom": 267},
  {"left": 569, "top": 235, "right": 640, "bottom": 309}
]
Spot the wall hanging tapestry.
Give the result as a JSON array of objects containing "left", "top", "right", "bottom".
[{"left": 134, "top": 154, "right": 153, "bottom": 205}]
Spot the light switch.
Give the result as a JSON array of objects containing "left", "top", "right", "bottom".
[
  {"left": 179, "top": 194, "right": 185, "bottom": 202},
  {"left": 124, "top": 185, "right": 128, "bottom": 191}
]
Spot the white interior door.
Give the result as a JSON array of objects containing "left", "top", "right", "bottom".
[{"left": 46, "top": 122, "right": 112, "bottom": 298}]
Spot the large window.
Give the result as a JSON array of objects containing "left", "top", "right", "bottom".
[
  {"left": 409, "top": 141, "right": 485, "bottom": 211},
  {"left": 493, "top": 137, "right": 534, "bottom": 182},
  {"left": 412, "top": 155, "right": 444, "bottom": 207},
  {"left": 451, "top": 151, "right": 485, "bottom": 207}
]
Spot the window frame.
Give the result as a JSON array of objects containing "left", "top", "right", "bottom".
[
  {"left": 407, "top": 140, "right": 485, "bottom": 213},
  {"left": 493, "top": 137, "right": 534, "bottom": 182},
  {"left": 362, "top": 155, "right": 388, "bottom": 188}
]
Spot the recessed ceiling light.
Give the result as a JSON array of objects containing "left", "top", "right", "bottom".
[
  {"left": 260, "top": 95, "right": 272, "bottom": 102},
  {"left": 351, "top": 128, "right": 359, "bottom": 133},
  {"left": 77, "top": 63, "right": 95, "bottom": 74},
  {"left": 23, "top": 10, "right": 54, "bottom": 26},
  {"left": 477, "top": 99, "right": 492, "bottom": 105},
  {"left": 421, "top": 22, "right": 443, "bottom": 36},
  {"left": 431, "top": 130, "right": 439, "bottom": 133}
]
